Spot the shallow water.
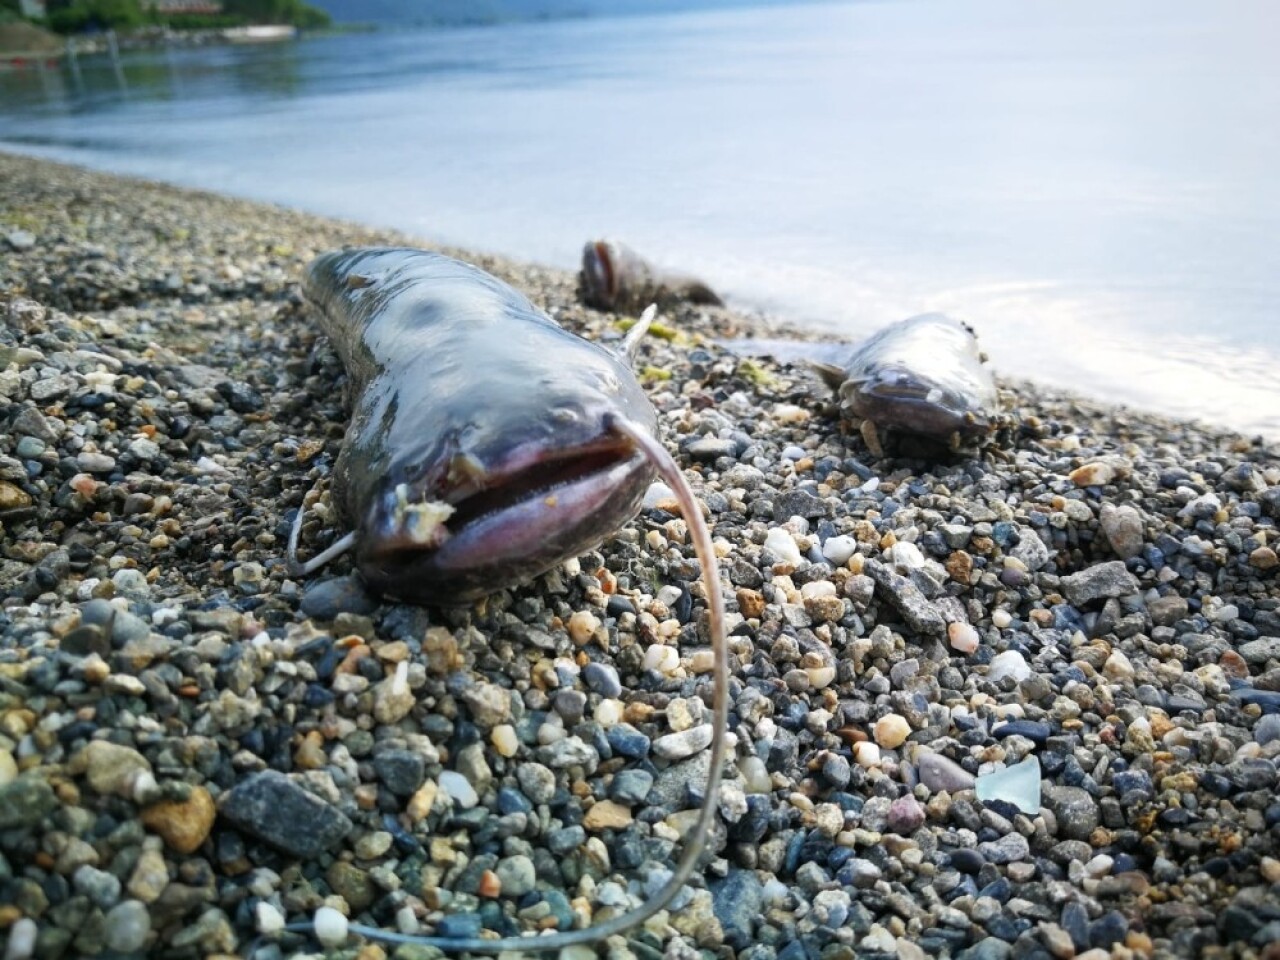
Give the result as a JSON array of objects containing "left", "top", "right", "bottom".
[{"left": 2, "top": 0, "right": 1278, "bottom": 436}]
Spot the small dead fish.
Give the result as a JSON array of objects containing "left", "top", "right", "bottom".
[
  {"left": 287, "top": 248, "right": 732, "bottom": 954},
  {"left": 724, "top": 313, "right": 998, "bottom": 454},
  {"left": 812, "top": 313, "right": 997, "bottom": 446},
  {"left": 580, "top": 238, "right": 722, "bottom": 313}
]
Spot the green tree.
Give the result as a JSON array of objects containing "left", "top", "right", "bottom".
[
  {"left": 46, "top": 0, "right": 145, "bottom": 32},
  {"left": 222, "top": 0, "right": 329, "bottom": 27}
]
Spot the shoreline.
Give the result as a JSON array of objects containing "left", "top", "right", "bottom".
[
  {"left": 0, "top": 147, "right": 1266, "bottom": 447},
  {"left": 1, "top": 152, "right": 1278, "bottom": 959}
]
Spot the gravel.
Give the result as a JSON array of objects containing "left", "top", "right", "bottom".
[{"left": 2, "top": 151, "right": 1279, "bottom": 960}]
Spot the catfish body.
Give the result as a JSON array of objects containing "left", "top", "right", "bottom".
[
  {"left": 303, "top": 247, "right": 658, "bottom": 602},
  {"left": 580, "top": 239, "right": 722, "bottom": 313}
]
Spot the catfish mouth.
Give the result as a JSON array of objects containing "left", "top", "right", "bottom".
[
  {"left": 359, "top": 438, "right": 653, "bottom": 602},
  {"left": 848, "top": 371, "right": 986, "bottom": 438},
  {"left": 446, "top": 442, "right": 634, "bottom": 530}
]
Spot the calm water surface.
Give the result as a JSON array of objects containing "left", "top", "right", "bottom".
[{"left": 3, "top": 0, "right": 1278, "bottom": 436}]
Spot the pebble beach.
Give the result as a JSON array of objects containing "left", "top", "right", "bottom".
[{"left": 1, "top": 151, "right": 1278, "bottom": 959}]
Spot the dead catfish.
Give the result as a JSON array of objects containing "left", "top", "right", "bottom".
[
  {"left": 580, "top": 238, "right": 722, "bottom": 313},
  {"left": 731, "top": 312, "right": 999, "bottom": 453},
  {"left": 291, "top": 247, "right": 662, "bottom": 603},
  {"left": 286, "top": 246, "right": 732, "bottom": 955}
]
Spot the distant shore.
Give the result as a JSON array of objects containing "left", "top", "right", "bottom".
[{"left": 1, "top": 151, "right": 1278, "bottom": 960}]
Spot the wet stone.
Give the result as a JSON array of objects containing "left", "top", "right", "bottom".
[
  {"left": 977, "top": 833, "right": 1030, "bottom": 865},
  {"left": 712, "top": 868, "right": 764, "bottom": 947},
  {"left": 516, "top": 763, "right": 557, "bottom": 804},
  {"left": 918, "top": 752, "right": 976, "bottom": 793},
  {"left": 216, "top": 380, "right": 264, "bottom": 413},
  {"left": 374, "top": 749, "right": 426, "bottom": 796},
  {"left": 583, "top": 662, "right": 623, "bottom": 698},
  {"left": 1059, "top": 561, "right": 1139, "bottom": 604},
  {"left": 1042, "top": 784, "right": 1098, "bottom": 841},
  {"left": 1009, "top": 528, "right": 1051, "bottom": 571},
  {"left": 686, "top": 437, "right": 736, "bottom": 461},
  {"left": 863, "top": 559, "right": 945, "bottom": 636},
  {"left": 1089, "top": 911, "right": 1129, "bottom": 949},
  {"left": 327, "top": 861, "right": 375, "bottom": 911},
  {"left": 104, "top": 900, "right": 151, "bottom": 953},
  {"left": 218, "top": 770, "right": 353, "bottom": 857},
  {"left": 299, "top": 576, "right": 379, "bottom": 620},
  {"left": 1099, "top": 503, "right": 1145, "bottom": 559},
  {"left": 886, "top": 796, "right": 925, "bottom": 834},
  {"left": 993, "top": 720, "right": 1051, "bottom": 746},
  {"left": 774, "top": 489, "right": 828, "bottom": 520},
  {"left": 610, "top": 769, "right": 655, "bottom": 804},
  {"left": 950, "top": 849, "right": 985, "bottom": 874}
]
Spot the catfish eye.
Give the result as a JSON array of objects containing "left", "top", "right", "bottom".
[{"left": 552, "top": 407, "right": 580, "bottom": 424}]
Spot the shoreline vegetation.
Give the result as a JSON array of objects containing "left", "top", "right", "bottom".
[
  {"left": 0, "top": 0, "right": 329, "bottom": 55},
  {"left": 1, "top": 153, "right": 1278, "bottom": 959},
  {"left": 2, "top": 0, "right": 818, "bottom": 51}
]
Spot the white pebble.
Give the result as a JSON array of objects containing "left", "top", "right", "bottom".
[
  {"left": 874, "top": 714, "right": 911, "bottom": 749},
  {"left": 396, "top": 904, "right": 421, "bottom": 934},
  {"left": 991, "top": 609, "right": 1013, "bottom": 629},
  {"left": 800, "top": 580, "right": 836, "bottom": 599},
  {"left": 194, "top": 455, "right": 229, "bottom": 475},
  {"left": 1103, "top": 649, "right": 1134, "bottom": 680},
  {"left": 821, "top": 535, "right": 858, "bottom": 566},
  {"left": 593, "top": 699, "right": 623, "bottom": 726},
  {"left": 774, "top": 404, "right": 809, "bottom": 424},
  {"left": 988, "top": 650, "right": 1031, "bottom": 683},
  {"left": 537, "top": 716, "right": 566, "bottom": 745},
  {"left": 860, "top": 925, "right": 897, "bottom": 954},
  {"left": 255, "top": 902, "right": 285, "bottom": 936},
  {"left": 652, "top": 724, "right": 713, "bottom": 761},
  {"left": 128, "top": 437, "right": 160, "bottom": 460},
  {"left": 4, "top": 918, "right": 37, "bottom": 960},
  {"left": 889, "top": 541, "right": 925, "bottom": 571},
  {"left": 763, "top": 528, "right": 802, "bottom": 566},
  {"left": 1211, "top": 604, "right": 1239, "bottom": 623},
  {"left": 854, "top": 741, "right": 881, "bottom": 768},
  {"left": 762, "top": 878, "right": 791, "bottom": 905},
  {"left": 739, "top": 755, "right": 773, "bottom": 794},
  {"left": 656, "top": 585, "right": 683, "bottom": 606},
  {"left": 437, "top": 771, "right": 479, "bottom": 809},
  {"left": 947, "top": 622, "right": 979, "bottom": 654},
  {"left": 314, "top": 906, "right": 349, "bottom": 948},
  {"left": 1085, "top": 854, "right": 1114, "bottom": 878},
  {"left": 642, "top": 482, "right": 674, "bottom": 509},
  {"left": 643, "top": 643, "right": 679, "bottom": 674},
  {"left": 806, "top": 666, "right": 836, "bottom": 689}
]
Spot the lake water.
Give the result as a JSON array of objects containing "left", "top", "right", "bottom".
[{"left": 3, "top": 0, "right": 1278, "bottom": 437}]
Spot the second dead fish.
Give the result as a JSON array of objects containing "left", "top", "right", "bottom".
[
  {"left": 580, "top": 238, "right": 722, "bottom": 313},
  {"left": 728, "top": 312, "right": 999, "bottom": 453}
]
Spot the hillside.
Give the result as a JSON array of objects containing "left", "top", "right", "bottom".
[{"left": 0, "top": 18, "right": 62, "bottom": 54}]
